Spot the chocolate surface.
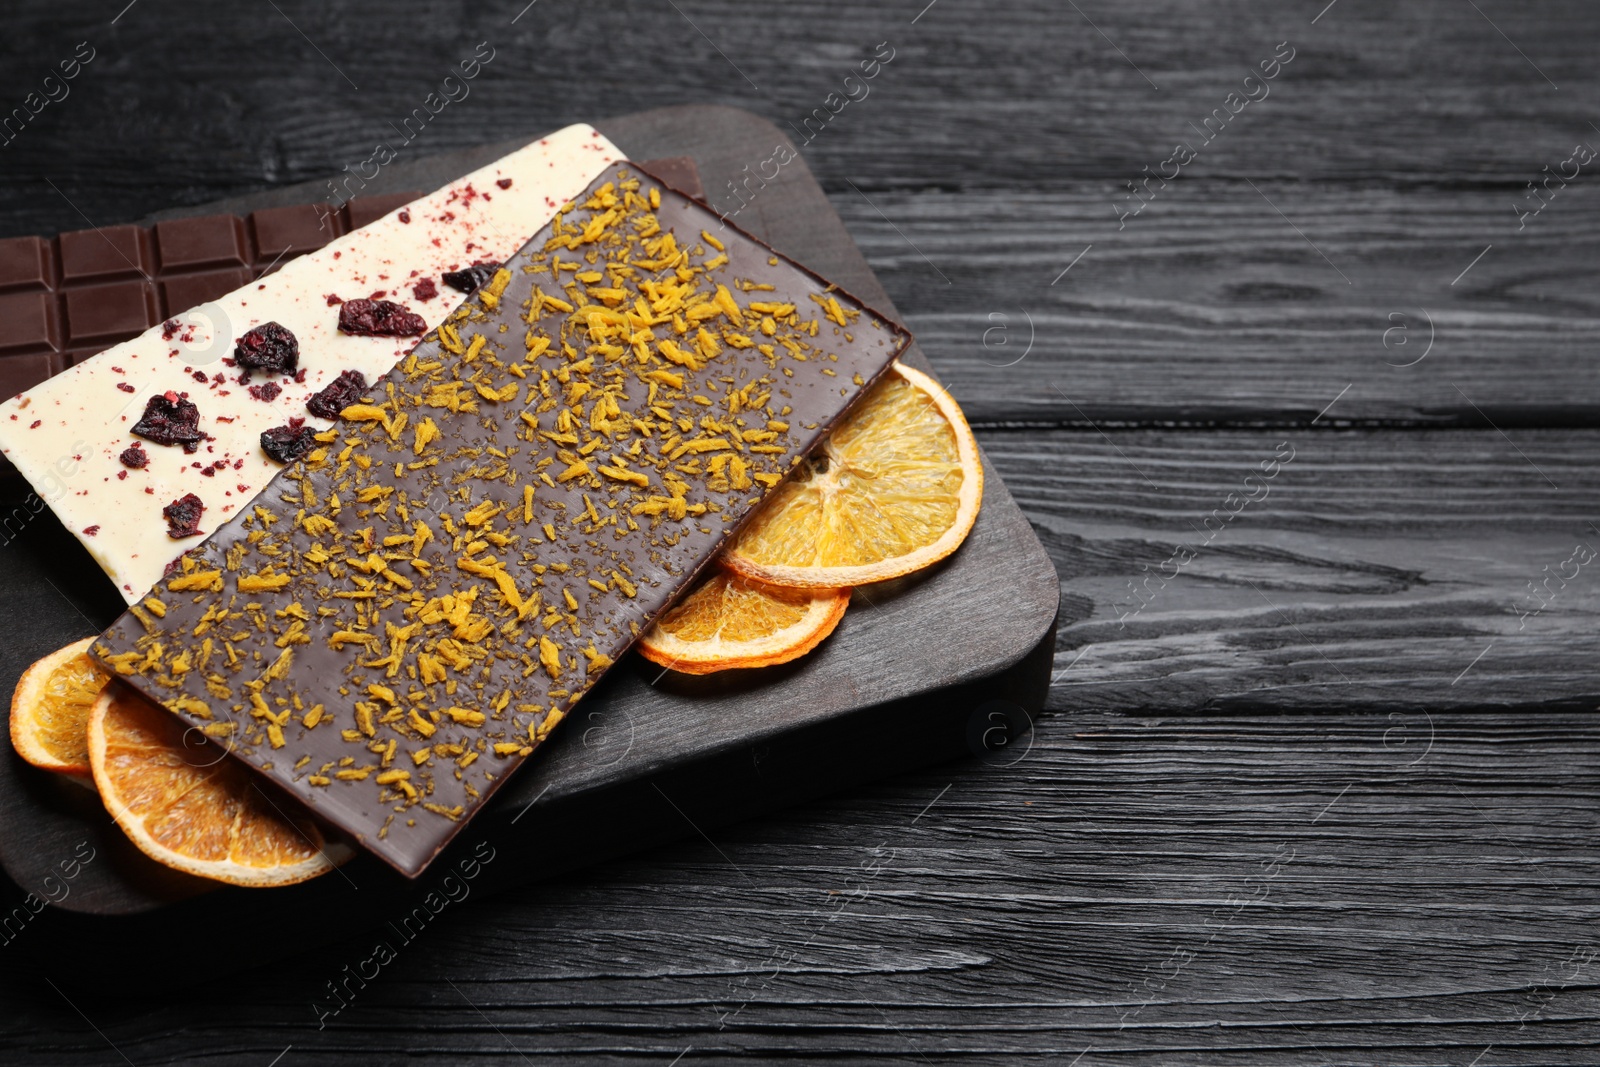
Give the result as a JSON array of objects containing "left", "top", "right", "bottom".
[{"left": 93, "top": 162, "right": 909, "bottom": 877}]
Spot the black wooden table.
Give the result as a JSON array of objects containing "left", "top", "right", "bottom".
[{"left": 1, "top": 1, "right": 1596, "bottom": 1064}]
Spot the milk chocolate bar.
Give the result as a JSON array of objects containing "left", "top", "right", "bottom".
[{"left": 94, "top": 163, "right": 910, "bottom": 877}]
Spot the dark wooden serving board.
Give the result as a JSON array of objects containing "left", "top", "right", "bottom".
[{"left": 0, "top": 106, "right": 1058, "bottom": 950}]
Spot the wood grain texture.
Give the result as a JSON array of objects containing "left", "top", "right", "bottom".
[
  {"left": 1, "top": 712, "right": 1595, "bottom": 1065},
  {"left": 845, "top": 185, "right": 1600, "bottom": 426},
  {"left": 1, "top": 0, "right": 1597, "bottom": 1062},
  {"left": 992, "top": 427, "right": 1600, "bottom": 711}
]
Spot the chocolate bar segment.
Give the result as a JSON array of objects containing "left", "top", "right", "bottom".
[
  {"left": 0, "top": 291, "right": 61, "bottom": 355},
  {"left": 154, "top": 215, "right": 251, "bottom": 271},
  {"left": 64, "top": 282, "right": 160, "bottom": 346},
  {"left": 0, "top": 236, "right": 54, "bottom": 292},
  {"left": 59, "top": 224, "right": 152, "bottom": 283},
  {"left": 250, "top": 204, "right": 346, "bottom": 262},
  {"left": 94, "top": 162, "right": 909, "bottom": 877},
  {"left": 158, "top": 267, "right": 254, "bottom": 321}
]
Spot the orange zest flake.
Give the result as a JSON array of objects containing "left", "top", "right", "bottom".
[
  {"left": 168, "top": 570, "right": 223, "bottom": 592},
  {"left": 538, "top": 635, "right": 562, "bottom": 679},
  {"left": 237, "top": 571, "right": 292, "bottom": 593},
  {"left": 423, "top": 802, "right": 465, "bottom": 819}
]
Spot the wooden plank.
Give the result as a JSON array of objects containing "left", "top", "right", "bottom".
[
  {"left": 837, "top": 184, "right": 1600, "bottom": 426},
  {"left": 984, "top": 425, "right": 1600, "bottom": 710},
  {"left": 3, "top": 711, "right": 1594, "bottom": 1064},
  {"left": 5, "top": 1, "right": 1600, "bottom": 231}
]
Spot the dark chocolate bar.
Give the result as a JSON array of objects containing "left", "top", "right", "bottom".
[{"left": 94, "top": 162, "right": 909, "bottom": 877}]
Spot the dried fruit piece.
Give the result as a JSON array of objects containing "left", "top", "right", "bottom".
[
  {"left": 638, "top": 572, "right": 849, "bottom": 675},
  {"left": 441, "top": 262, "right": 499, "bottom": 293},
  {"left": 119, "top": 443, "right": 148, "bottom": 469},
  {"left": 131, "top": 392, "right": 204, "bottom": 453},
  {"left": 163, "top": 493, "right": 205, "bottom": 539},
  {"left": 306, "top": 369, "right": 369, "bottom": 419},
  {"left": 412, "top": 277, "right": 438, "bottom": 302},
  {"left": 338, "top": 298, "right": 426, "bottom": 337},
  {"left": 9, "top": 637, "right": 109, "bottom": 776},
  {"left": 724, "top": 362, "right": 983, "bottom": 588},
  {"left": 87, "top": 681, "right": 349, "bottom": 887},
  {"left": 248, "top": 382, "right": 283, "bottom": 403},
  {"left": 233, "top": 322, "right": 300, "bottom": 377},
  {"left": 261, "top": 422, "right": 317, "bottom": 463}
]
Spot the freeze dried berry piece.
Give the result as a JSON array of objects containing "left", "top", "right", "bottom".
[
  {"left": 306, "top": 369, "right": 368, "bottom": 419},
  {"left": 337, "top": 298, "right": 425, "bottom": 337},
  {"left": 162, "top": 493, "right": 204, "bottom": 539},
  {"left": 412, "top": 277, "right": 438, "bottom": 302},
  {"left": 119, "top": 444, "right": 148, "bottom": 469},
  {"left": 260, "top": 422, "right": 316, "bottom": 464},
  {"left": 131, "top": 393, "right": 204, "bottom": 453},
  {"left": 441, "top": 262, "right": 499, "bottom": 294},
  {"left": 234, "top": 322, "right": 300, "bottom": 377},
  {"left": 248, "top": 382, "right": 282, "bottom": 402}
]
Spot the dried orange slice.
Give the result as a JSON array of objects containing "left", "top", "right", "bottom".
[
  {"left": 724, "top": 361, "right": 982, "bottom": 588},
  {"left": 10, "top": 637, "right": 109, "bottom": 776},
  {"left": 638, "top": 570, "right": 849, "bottom": 674},
  {"left": 87, "top": 681, "right": 347, "bottom": 887}
]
